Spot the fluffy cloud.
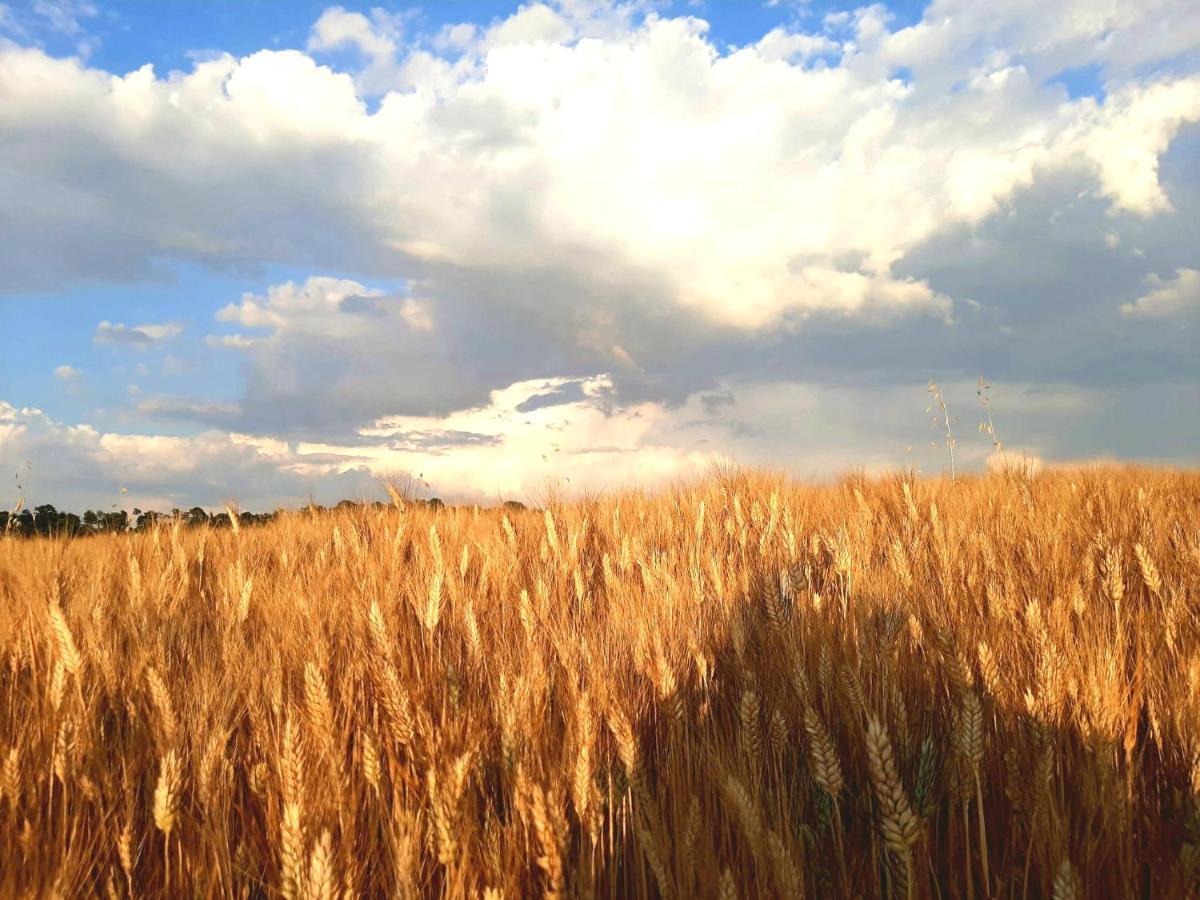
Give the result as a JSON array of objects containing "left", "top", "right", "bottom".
[
  {"left": 215, "top": 276, "right": 431, "bottom": 334},
  {"left": 94, "top": 320, "right": 183, "bottom": 348},
  {"left": 0, "top": 401, "right": 380, "bottom": 511},
  {"left": 3, "top": 1, "right": 1197, "bottom": 337},
  {"left": 196, "top": 277, "right": 478, "bottom": 433},
  {"left": 53, "top": 364, "right": 81, "bottom": 381},
  {"left": 307, "top": 5, "right": 412, "bottom": 94},
  {"left": 1121, "top": 268, "right": 1200, "bottom": 318},
  {"left": 309, "top": 6, "right": 401, "bottom": 61}
]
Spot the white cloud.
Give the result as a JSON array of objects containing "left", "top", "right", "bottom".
[
  {"left": 0, "top": 401, "right": 380, "bottom": 510},
  {"left": 307, "top": 6, "right": 412, "bottom": 94},
  {"left": 94, "top": 320, "right": 183, "bottom": 348},
  {"left": 308, "top": 6, "right": 400, "bottom": 60},
  {"left": 211, "top": 275, "right": 436, "bottom": 362},
  {"left": 342, "top": 374, "right": 718, "bottom": 498},
  {"left": 204, "top": 334, "right": 262, "bottom": 350},
  {"left": 53, "top": 364, "right": 81, "bottom": 381},
  {"left": 2, "top": 0, "right": 1196, "bottom": 338},
  {"left": 434, "top": 23, "right": 479, "bottom": 53},
  {"left": 878, "top": 0, "right": 1200, "bottom": 86},
  {"left": 1120, "top": 268, "right": 1200, "bottom": 318},
  {"left": 193, "top": 277, "right": 462, "bottom": 431},
  {"left": 754, "top": 27, "right": 839, "bottom": 63},
  {"left": 1072, "top": 79, "right": 1200, "bottom": 216}
]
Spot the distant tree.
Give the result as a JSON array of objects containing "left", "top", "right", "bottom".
[
  {"left": 28, "top": 505, "right": 83, "bottom": 536},
  {"left": 502, "top": 500, "right": 527, "bottom": 512},
  {"left": 135, "top": 511, "right": 163, "bottom": 530},
  {"left": 0, "top": 493, "right": 416, "bottom": 539},
  {"left": 101, "top": 510, "right": 128, "bottom": 532},
  {"left": 33, "top": 504, "right": 58, "bottom": 535}
]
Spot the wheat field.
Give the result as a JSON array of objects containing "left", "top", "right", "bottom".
[{"left": 2, "top": 465, "right": 1200, "bottom": 898}]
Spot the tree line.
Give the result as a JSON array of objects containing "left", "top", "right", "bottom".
[
  {"left": 1, "top": 504, "right": 277, "bottom": 537},
  {"left": 0, "top": 496, "right": 524, "bottom": 537}
]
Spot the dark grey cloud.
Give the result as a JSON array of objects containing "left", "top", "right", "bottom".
[
  {"left": 584, "top": 133, "right": 1200, "bottom": 408},
  {"left": 516, "top": 380, "right": 587, "bottom": 413},
  {"left": 700, "top": 390, "right": 736, "bottom": 415},
  {"left": 135, "top": 396, "right": 243, "bottom": 422},
  {"left": 387, "top": 429, "right": 500, "bottom": 451}
]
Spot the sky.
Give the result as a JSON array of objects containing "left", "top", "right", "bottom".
[{"left": 0, "top": 0, "right": 1198, "bottom": 511}]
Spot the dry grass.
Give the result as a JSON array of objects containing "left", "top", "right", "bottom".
[{"left": 2, "top": 464, "right": 1200, "bottom": 897}]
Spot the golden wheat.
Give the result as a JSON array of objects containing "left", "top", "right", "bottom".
[{"left": 1, "top": 465, "right": 1198, "bottom": 896}]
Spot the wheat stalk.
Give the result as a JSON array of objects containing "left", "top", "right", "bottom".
[
  {"left": 146, "top": 665, "right": 176, "bottom": 746},
  {"left": 47, "top": 603, "right": 82, "bottom": 676},
  {"left": 153, "top": 749, "right": 182, "bottom": 836},
  {"left": 804, "top": 706, "right": 844, "bottom": 798},
  {"left": 866, "top": 716, "right": 921, "bottom": 856}
]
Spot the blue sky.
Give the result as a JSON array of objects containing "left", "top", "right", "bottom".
[
  {"left": 28, "top": 2, "right": 931, "bottom": 72},
  {"left": 1, "top": 0, "right": 1198, "bottom": 510}
]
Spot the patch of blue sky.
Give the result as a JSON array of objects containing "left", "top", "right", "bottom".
[
  {"left": 3, "top": 261, "right": 236, "bottom": 427},
  {"left": 12, "top": 1, "right": 938, "bottom": 77},
  {"left": 1045, "top": 61, "right": 1106, "bottom": 102}
]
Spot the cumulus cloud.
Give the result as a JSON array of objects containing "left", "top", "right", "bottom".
[
  {"left": 191, "top": 276, "right": 474, "bottom": 433},
  {"left": 307, "top": 5, "right": 413, "bottom": 94},
  {"left": 308, "top": 6, "right": 401, "bottom": 60},
  {"left": 53, "top": 364, "right": 81, "bottom": 381},
  {"left": 94, "top": 321, "right": 183, "bottom": 348},
  {"left": 2, "top": 0, "right": 1196, "bottom": 338},
  {"left": 215, "top": 276, "right": 431, "bottom": 334},
  {"left": 1121, "top": 268, "right": 1200, "bottom": 318},
  {"left": 0, "top": 400, "right": 381, "bottom": 511}
]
